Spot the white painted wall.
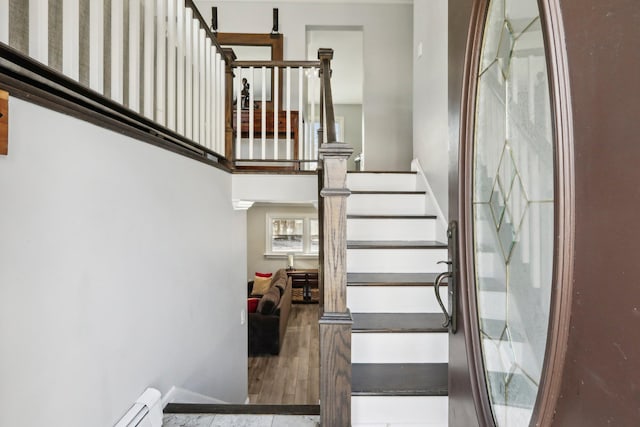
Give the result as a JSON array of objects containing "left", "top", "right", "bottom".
[
  {"left": 0, "top": 98, "right": 247, "bottom": 427},
  {"left": 413, "top": 0, "right": 449, "bottom": 219},
  {"left": 335, "top": 104, "right": 364, "bottom": 171},
  {"left": 196, "top": 0, "right": 413, "bottom": 171}
]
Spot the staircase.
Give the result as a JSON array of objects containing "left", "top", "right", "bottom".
[{"left": 346, "top": 171, "right": 449, "bottom": 427}]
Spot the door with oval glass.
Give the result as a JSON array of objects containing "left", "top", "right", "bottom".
[{"left": 448, "top": 0, "right": 572, "bottom": 425}]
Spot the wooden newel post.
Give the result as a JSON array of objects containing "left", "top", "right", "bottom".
[
  {"left": 222, "top": 48, "right": 236, "bottom": 167},
  {"left": 319, "top": 139, "right": 353, "bottom": 425}
]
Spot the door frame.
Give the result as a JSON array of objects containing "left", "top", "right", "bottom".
[{"left": 455, "top": 0, "right": 576, "bottom": 425}]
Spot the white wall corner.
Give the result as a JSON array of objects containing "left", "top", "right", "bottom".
[{"left": 412, "top": 158, "right": 448, "bottom": 243}]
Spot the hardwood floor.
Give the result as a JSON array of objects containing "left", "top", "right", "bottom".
[{"left": 248, "top": 304, "right": 319, "bottom": 405}]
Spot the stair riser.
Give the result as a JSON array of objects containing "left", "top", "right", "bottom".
[
  {"left": 352, "top": 396, "right": 448, "bottom": 425},
  {"left": 348, "top": 286, "right": 448, "bottom": 313},
  {"left": 347, "top": 218, "right": 437, "bottom": 241},
  {"left": 352, "top": 333, "right": 448, "bottom": 363},
  {"left": 348, "top": 194, "right": 426, "bottom": 216},
  {"left": 347, "top": 248, "right": 448, "bottom": 273},
  {"left": 347, "top": 173, "right": 417, "bottom": 191}
]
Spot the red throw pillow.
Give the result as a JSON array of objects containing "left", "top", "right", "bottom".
[
  {"left": 255, "top": 272, "right": 273, "bottom": 278},
  {"left": 247, "top": 298, "right": 260, "bottom": 313}
]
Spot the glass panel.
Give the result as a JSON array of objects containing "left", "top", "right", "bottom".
[
  {"left": 474, "top": 62, "right": 506, "bottom": 204},
  {"left": 473, "top": 0, "right": 554, "bottom": 425},
  {"left": 271, "top": 218, "right": 304, "bottom": 253},
  {"left": 480, "top": 0, "right": 505, "bottom": 74}
]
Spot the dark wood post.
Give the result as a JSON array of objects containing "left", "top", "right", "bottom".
[
  {"left": 318, "top": 47, "right": 353, "bottom": 427},
  {"left": 222, "top": 48, "right": 236, "bottom": 168}
]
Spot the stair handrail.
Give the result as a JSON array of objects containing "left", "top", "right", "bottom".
[{"left": 316, "top": 48, "right": 354, "bottom": 427}]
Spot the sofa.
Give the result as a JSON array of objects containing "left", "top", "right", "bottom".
[{"left": 247, "top": 269, "right": 292, "bottom": 355}]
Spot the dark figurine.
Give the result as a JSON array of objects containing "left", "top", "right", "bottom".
[{"left": 241, "top": 78, "right": 250, "bottom": 109}]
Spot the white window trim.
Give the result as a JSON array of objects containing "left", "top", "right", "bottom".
[{"left": 265, "top": 213, "right": 319, "bottom": 258}]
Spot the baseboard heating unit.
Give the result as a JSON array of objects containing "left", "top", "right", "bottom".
[{"left": 114, "top": 388, "right": 162, "bottom": 427}]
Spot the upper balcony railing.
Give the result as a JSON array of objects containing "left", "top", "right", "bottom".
[
  {"left": 0, "top": 0, "right": 228, "bottom": 162},
  {"left": 0, "top": 1, "right": 331, "bottom": 173},
  {"left": 229, "top": 59, "right": 321, "bottom": 171}
]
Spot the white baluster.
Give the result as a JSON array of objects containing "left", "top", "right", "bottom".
[
  {"left": 310, "top": 68, "right": 316, "bottom": 164},
  {"left": 236, "top": 69, "right": 242, "bottom": 158},
  {"left": 176, "top": 2, "right": 185, "bottom": 135},
  {"left": 205, "top": 40, "right": 212, "bottom": 150},
  {"left": 155, "top": 0, "right": 166, "bottom": 124},
  {"left": 199, "top": 29, "right": 206, "bottom": 145},
  {"left": 248, "top": 66, "right": 254, "bottom": 160},
  {"left": 184, "top": 7, "right": 192, "bottom": 139},
  {"left": 274, "top": 66, "right": 279, "bottom": 160},
  {"left": 89, "top": 0, "right": 105, "bottom": 94},
  {"left": 218, "top": 55, "right": 225, "bottom": 156},
  {"left": 213, "top": 51, "right": 220, "bottom": 153},
  {"left": 62, "top": 0, "right": 80, "bottom": 80},
  {"left": 286, "top": 66, "right": 291, "bottom": 160},
  {"left": 261, "top": 66, "right": 266, "bottom": 160},
  {"left": 192, "top": 19, "right": 199, "bottom": 142},
  {"left": 213, "top": 52, "right": 219, "bottom": 152},
  {"left": 128, "top": 0, "right": 140, "bottom": 112},
  {"left": 298, "top": 66, "right": 303, "bottom": 165},
  {"left": 111, "top": 0, "right": 124, "bottom": 103},
  {"left": 29, "top": 0, "right": 48, "bottom": 64},
  {"left": 142, "top": 0, "right": 154, "bottom": 117},
  {"left": 0, "top": 0, "right": 8, "bottom": 44},
  {"left": 166, "top": 0, "right": 176, "bottom": 130}
]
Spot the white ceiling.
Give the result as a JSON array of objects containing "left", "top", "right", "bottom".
[{"left": 306, "top": 29, "right": 364, "bottom": 104}]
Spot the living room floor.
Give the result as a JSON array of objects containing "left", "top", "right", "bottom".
[{"left": 248, "top": 304, "right": 320, "bottom": 404}]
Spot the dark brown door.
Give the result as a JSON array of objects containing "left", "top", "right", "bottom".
[{"left": 448, "top": 0, "right": 640, "bottom": 426}]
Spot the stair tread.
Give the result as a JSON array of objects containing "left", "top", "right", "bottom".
[
  {"left": 347, "top": 272, "right": 447, "bottom": 286},
  {"left": 347, "top": 214, "right": 437, "bottom": 219},
  {"left": 352, "top": 363, "right": 448, "bottom": 396},
  {"left": 163, "top": 404, "right": 320, "bottom": 415},
  {"left": 352, "top": 313, "right": 447, "bottom": 333},
  {"left": 347, "top": 240, "right": 447, "bottom": 249},
  {"left": 351, "top": 190, "right": 425, "bottom": 194}
]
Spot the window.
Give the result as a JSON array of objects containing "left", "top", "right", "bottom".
[
  {"left": 266, "top": 214, "right": 318, "bottom": 256},
  {"left": 270, "top": 218, "right": 304, "bottom": 252}
]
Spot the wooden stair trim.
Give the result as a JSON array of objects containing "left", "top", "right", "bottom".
[
  {"left": 163, "top": 403, "right": 320, "bottom": 415},
  {"left": 347, "top": 214, "right": 437, "bottom": 219},
  {"left": 347, "top": 272, "right": 448, "bottom": 286},
  {"left": 352, "top": 313, "right": 448, "bottom": 333},
  {"left": 352, "top": 363, "right": 448, "bottom": 396},
  {"left": 347, "top": 240, "right": 447, "bottom": 249}
]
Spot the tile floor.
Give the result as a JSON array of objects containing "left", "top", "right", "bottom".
[{"left": 163, "top": 413, "right": 320, "bottom": 427}]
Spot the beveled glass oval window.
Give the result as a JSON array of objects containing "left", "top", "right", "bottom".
[{"left": 473, "top": 0, "right": 554, "bottom": 425}]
